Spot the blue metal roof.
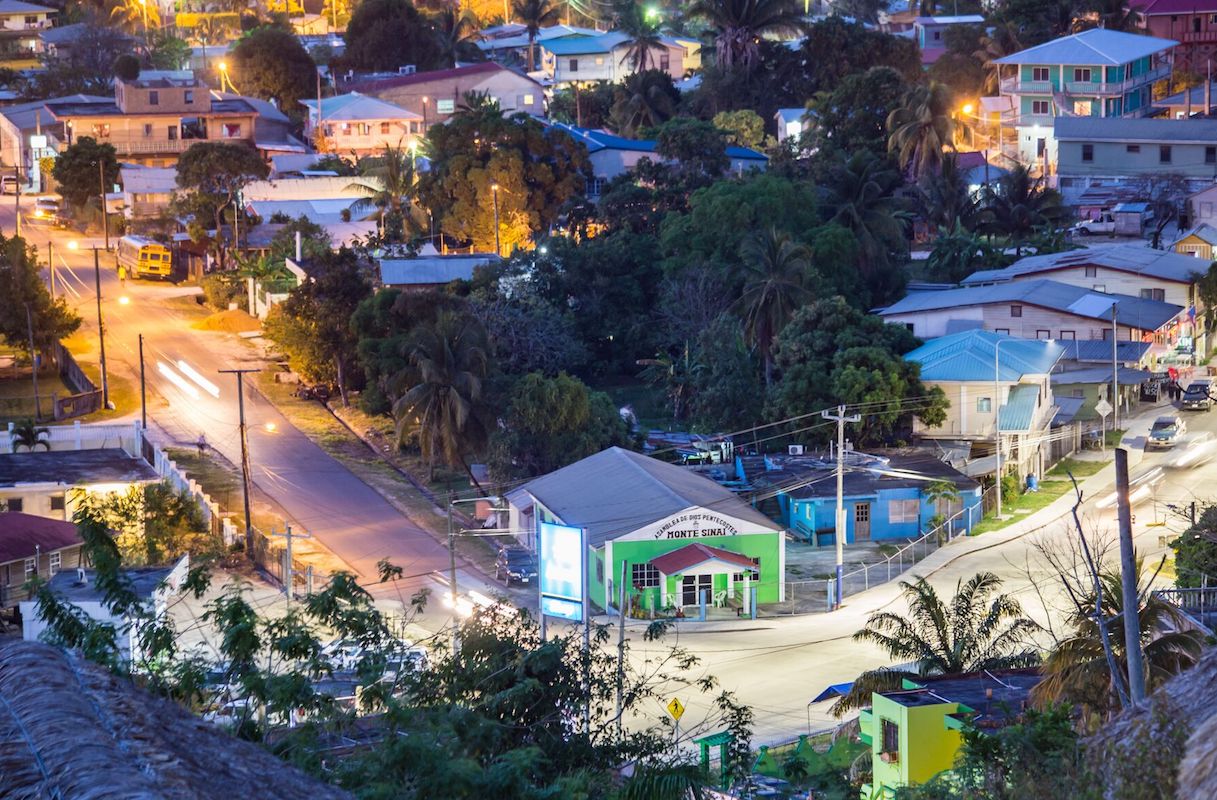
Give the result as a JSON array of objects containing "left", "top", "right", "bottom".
[
  {"left": 998, "top": 384, "right": 1040, "bottom": 433},
  {"left": 993, "top": 28, "right": 1175, "bottom": 66},
  {"left": 1059, "top": 339, "right": 1151, "bottom": 363},
  {"left": 905, "top": 329, "right": 1065, "bottom": 382},
  {"left": 960, "top": 245, "right": 1207, "bottom": 286},
  {"left": 549, "top": 122, "right": 768, "bottom": 161}
]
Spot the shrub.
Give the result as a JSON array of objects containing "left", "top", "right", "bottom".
[{"left": 200, "top": 272, "right": 246, "bottom": 311}]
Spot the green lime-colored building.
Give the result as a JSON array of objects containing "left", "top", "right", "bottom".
[
  {"left": 857, "top": 670, "right": 1041, "bottom": 799},
  {"left": 506, "top": 447, "right": 785, "bottom": 613}
]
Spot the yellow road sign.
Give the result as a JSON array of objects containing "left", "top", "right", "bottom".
[{"left": 666, "top": 698, "right": 685, "bottom": 721}]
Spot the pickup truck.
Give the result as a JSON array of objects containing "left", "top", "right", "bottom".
[{"left": 1069, "top": 213, "right": 1116, "bottom": 236}]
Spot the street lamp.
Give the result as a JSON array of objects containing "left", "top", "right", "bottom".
[
  {"left": 490, "top": 182, "right": 501, "bottom": 257},
  {"left": 68, "top": 240, "right": 110, "bottom": 410}
]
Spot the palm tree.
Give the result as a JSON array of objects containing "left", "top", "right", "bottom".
[
  {"left": 886, "top": 82, "right": 965, "bottom": 183},
  {"left": 735, "top": 228, "right": 812, "bottom": 387},
  {"left": 974, "top": 23, "right": 1022, "bottom": 95},
  {"left": 346, "top": 142, "right": 423, "bottom": 236},
  {"left": 432, "top": 8, "right": 482, "bottom": 68},
  {"left": 822, "top": 151, "right": 909, "bottom": 279},
  {"left": 615, "top": 0, "right": 663, "bottom": 73},
  {"left": 392, "top": 311, "right": 490, "bottom": 491},
  {"left": 108, "top": 0, "right": 161, "bottom": 34},
  {"left": 609, "top": 70, "right": 678, "bottom": 135},
  {"left": 916, "top": 153, "right": 981, "bottom": 234},
  {"left": 689, "top": 0, "right": 805, "bottom": 71},
  {"left": 1032, "top": 563, "right": 1204, "bottom": 718},
  {"left": 831, "top": 572, "right": 1040, "bottom": 716},
  {"left": 10, "top": 419, "right": 50, "bottom": 452},
  {"left": 638, "top": 343, "right": 698, "bottom": 422},
  {"left": 512, "top": 0, "right": 561, "bottom": 71},
  {"left": 979, "top": 164, "right": 1068, "bottom": 255}
]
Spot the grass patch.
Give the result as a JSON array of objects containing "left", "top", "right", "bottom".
[
  {"left": 1046, "top": 457, "right": 1108, "bottom": 479},
  {"left": 1106, "top": 428, "right": 1126, "bottom": 447},
  {"left": 0, "top": 370, "right": 72, "bottom": 422},
  {"left": 969, "top": 480, "right": 1075, "bottom": 535}
]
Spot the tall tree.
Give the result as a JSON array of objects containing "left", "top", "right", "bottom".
[
  {"left": 0, "top": 235, "right": 80, "bottom": 360},
  {"left": 343, "top": 0, "right": 445, "bottom": 72},
  {"left": 979, "top": 164, "right": 1067, "bottom": 254},
  {"left": 821, "top": 151, "right": 908, "bottom": 289},
  {"left": 229, "top": 25, "right": 317, "bottom": 111},
  {"left": 690, "top": 0, "right": 805, "bottom": 70},
  {"left": 175, "top": 141, "right": 270, "bottom": 269},
  {"left": 431, "top": 7, "right": 482, "bottom": 67},
  {"left": 735, "top": 227, "right": 812, "bottom": 387},
  {"left": 51, "top": 136, "right": 119, "bottom": 211},
  {"left": 886, "top": 81, "right": 964, "bottom": 182},
  {"left": 615, "top": 0, "right": 663, "bottom": 72},
  {"left": 346, "top": 142, "right": 422, "bottom": 238},
  {"left": 108, "top": 0, "right": 160, "bottom": 33},
  {"left": 831, "top": 573, "right": 1040, "bottom": 716},
  {"left": 512, "top": 0, "right": 561, "bottom": 70},
  {"left": 609, "top": 69, "right": 680, "bottom": 136},
  {"left": 974, "top": 22, "right": 1023, "bottom": 94},
  {"left": 392, "top": 310, "right": 491, "bottom": 489}
]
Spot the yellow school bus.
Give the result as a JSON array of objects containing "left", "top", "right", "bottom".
[{"left": 116, "top": 236, "right": 172, "bottom": 280}]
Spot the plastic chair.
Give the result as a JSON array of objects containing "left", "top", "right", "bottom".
[{"left": 712, "top": 590, "right": 727, "bottom": 608}]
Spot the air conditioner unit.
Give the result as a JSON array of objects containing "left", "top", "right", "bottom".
[
  {"left": 398, "top": 65, "right": 417, "bottom": 75},
  {"left": 788, "top": 445, "right": 804, "bottom": 456}
]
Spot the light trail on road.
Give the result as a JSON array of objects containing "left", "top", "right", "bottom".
[
  {"left": 177, "top": 359, "right": 221, "bottom": 398},
  {"left": 157, "top": 360, "right": 201, "bottom": 400}
]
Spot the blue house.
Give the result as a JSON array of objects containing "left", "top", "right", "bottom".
[{"left": 746, "top": 452, "right": 982, "bottom": 546}]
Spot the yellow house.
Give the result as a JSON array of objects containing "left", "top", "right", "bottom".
[{"left": 1172, "top": 224, "right": 1217, "bottom": 262}]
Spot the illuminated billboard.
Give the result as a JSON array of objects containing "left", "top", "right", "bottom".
[{"left": 538, "top": 522, "right": 584, "bottom": 621}]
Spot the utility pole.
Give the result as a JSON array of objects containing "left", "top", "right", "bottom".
[
  {"left": 138, "top": 333, "right": 146, "bottom": 429},
  {"left": 99, "top": 159, "right": 109, "bottom": 250},
  {"left": 219, "top": 368, "right": 261, "bottom": 552},
  {"left": 14, "top": 163, "right": 20, "bottom": 239},
  {"left": 1111, "top": 304, "right": 1119, "bottom": 438},
  {"left": 616, "top": 559, "right": 628, "bottom": 736},
  {"left": 446, "top": 493, "right": 458, "bottom": 657},
  {"left": 1115, "top": 448, "right": 1147, "bottom": 704},
  {"left": 24, "top": 304, "right": 40, "bottom": 421},
  {"left": 93, "top": 247, "right": 109, "bottom": 409},
  {"left": 272, "top": 523, "right": 311, "bottom": 610},
  {"left": 47, "top": 239, "right": 54, "bottom": 301},
  {"left": 491, "top": 182, "right": 501, "bottom": 257},
  {"left": 822, "top": 405, "right": 860, "bottom": 609}
]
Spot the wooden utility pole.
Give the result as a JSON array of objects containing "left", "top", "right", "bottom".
[
  {"left": 219, "top": 368, "right": 261, "bottom": 552},
  {"left": 138, "top": 333, "right": 146, "bottom": 429},
  {"left": 822, "top": 405, "right": 860, "bottom": 609},
  {"left": 1115, "top": 448, "right": 1147, "bottom": 704}
]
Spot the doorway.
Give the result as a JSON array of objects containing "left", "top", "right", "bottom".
[
  {"left": 681, "top": 574, "right": 712, "bottom": 606},
  {"left": 854, "top": 502, "right": 872, "bottom": 542}
]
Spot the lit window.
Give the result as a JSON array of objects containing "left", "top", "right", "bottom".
[
  {"left": 437, "top": 99, "right": 454, "bottom": 114},
  {"left": 380, "top": 122, "right": 390, "bottom": 134},
  {"left": 222, "top": 123, "right": 242, "bottom": 138},
  {"left": 523, "top": 93, "right": 535, "bottom": 105}
]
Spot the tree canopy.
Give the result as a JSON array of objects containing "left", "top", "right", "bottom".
[
  {"left": 229, "top": 25, "right": 317, "bottom": 112},
  {"left": 51, "top": 137, "right": 119, "bottom": 210},
  {"left": 342, "top": 0, "right": 445, "bottom": 72}
]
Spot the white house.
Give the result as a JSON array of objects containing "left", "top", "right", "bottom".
[
  {"left": 299, "top": 92, "right": 423, "bottom": 156},
  {"left": 241, "top": 176, "right": 373, "bottom": 225},
  {"left": 539, "top": 32, "right": 687, "bottom": 85}
]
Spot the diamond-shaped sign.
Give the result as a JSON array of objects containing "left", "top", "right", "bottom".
[
  {"left": 666, "top": 698, "right": 685, "bottom": 721},
  {"left": 1095, "top": 398, "right": 1113, "bottom": 418}
]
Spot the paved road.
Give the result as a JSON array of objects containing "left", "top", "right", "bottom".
[{"left": 7, "top": 205, "right": 458, "bottom": 604}]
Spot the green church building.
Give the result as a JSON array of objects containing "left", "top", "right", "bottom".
[{"left": 506, "top": 447, "right": 786, "bottom": 613}]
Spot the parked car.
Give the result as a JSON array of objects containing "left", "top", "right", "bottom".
[
  {"left": 0, "top": 176, "right": 18, "bottom": 195},
  {"left": 1069, "top": 213, "right": 1115, "bottom": 236},
  {"left": 1147, "top": 415, "right": 1187, "bottom": 449},
  {"left": 1182, "top": 380, "right": 1213, "bottom": 411},
  {"left": 494, "top": 546, "right": 538, "bottom": 585}
]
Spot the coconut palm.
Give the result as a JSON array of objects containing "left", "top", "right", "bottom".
[
  {"left": 822, "top": 151, "right": 909, "bottom": 279},
  {"left": 608, "top": 69, "right": 678, "bottom": 135},
  {"left": 10, "top": 419, "right": 50, "bottom": 452},
  {"left": 974, "top": 23, "right": 1022, "bottom": 95},
  {"left": 1032, "top": 563, "right": 1204, "bottom": 718},
  {"left": 887, "top": 81, "right": 965, "bottom": 183},
  {"left": 392, "top": 311, "right": 490, "bottom": 491},
  {"left": 689, "top": 0, "right": 805, "bottom": 71},
  {"left": 513, "top": 0, "right": 562, "bottom": 71},
  {"left": 735, "top": 227, "right": 812, "bottom": 387},
  {"left": 979, "top": 164, "right": 1068, "bottom": 255},
  {"left": 432, "top": 8, "right": 483, "bottom": 68},
  {"left": 346, "top": 142, "right": 423, "bottom": 236},
  {"left": 615, "top": 0, "right": 663, "bottom": 72},
  {"left": 916, "top": 152, "right": 982, "bottom": 233},
  {"left": 831, "top": 572, "right": 1040, "bottom": 716},
  {"left": 109, "top": 0, "right": 161, "bottom": 33}
]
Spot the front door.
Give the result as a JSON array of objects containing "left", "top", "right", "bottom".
[
  {"left": 681, "top": 574, "right": 712, "bottom": 606},
  {"left": 854, "top": 502, "right": 871, "bottom": 542}
]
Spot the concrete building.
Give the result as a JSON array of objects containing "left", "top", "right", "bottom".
[
  {"left": 0, "top": 0, "right": 54, "bottom": 61},
  {"left": 990, "top": 28, "right": 1176, "bottom": 167},
  {"left": 0, "top": 93, "right": 109, "bottom": 192},
  {"left": 0, "top": 512, "right": 81, "bottom": 607},
  {"left": 0, "top": 448, "right": 160, "bottom": 521},
  {"left": 348, "top": 63, "right": 544, "bottom": 127},
  {"left": 299, "top": 92, "right": 424, "bottom": 156},
  {"left": 1137, "top": 0, "right": 1217, "bottom": 71}
]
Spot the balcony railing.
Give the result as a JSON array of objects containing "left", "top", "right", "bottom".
[
  {"left": 999, "top": 64, "right": 1171, "bottom": 97},
  {"left": 107, "top": 138, "right": 213, "bottom": 155}
]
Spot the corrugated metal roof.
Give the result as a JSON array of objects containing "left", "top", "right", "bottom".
[
  {"left": 299, "top": 92, "right": 420, "bottom": 121},
  {"left": 1059, "top": 339, "right": 1151, "bottom": 362},
  {"left": 515, "top": 447, "right": 781, "bottom": 548},
  {"left": 378, "top": 254, "right": 499, "bottom": 286},
  {"left": 1051, "top": 366, "right": 1154, "bottom": 385},
  {"left": 1053, "top": 395, "right": 1085, "bottom": 425},
  {"left": 960, "top": 245, "right": 1208, "bottom": 285},
  {"left": 998, "top": 384, "right": 1040, "bottom": 432},
  {"left": 1174, "top": 223, "right": 1217, "bottom": 247},
  {"left": 905, "top": 329, "right": 1065, "bottom": 382},
  {"left": 1055, "top": 116, "right": 1217, "bottom": 143},
  {"left": 881, "top": 278, "right": 1182, "bottom": 330},
  {"left": 119, "top": 166, "right": 177, "bottom": 194},
  {"left": 549, "top": 122, "right": 768, "bottom": 160},
  {"left": 993, "top": 28, "right": 1175, "bottom": 66},
  {"left": 540, "top": 31, "right": 630, "bottom": 55}
]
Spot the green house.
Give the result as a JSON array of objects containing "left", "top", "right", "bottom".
[
  {"left": 857, "top": 670, "right": 1041, "bottom": 799},
  {"left": 506, "top": 447, "right": 786, "bottom": 614}
]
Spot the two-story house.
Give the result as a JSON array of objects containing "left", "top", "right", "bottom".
[
  {"left": 903, "top": 330, "right": 1065, "bottom": 480},
  {"left": 539, "top": 32, "right": 688, "bottom": 85},
  {"left": 299, "top": 92, "right": 423, "bottom": 156},
  {"left": 990, "top": 28, "right": 1176, "bottom": 167},
  {"left": 46, "top": 71, "right": 258, "bottom": 168},
  {"left": 960, "top": 245, "right": 1211, "bottom": 357},
  {"left": 0, "top": 0, "right": 54, "bottom": 62},
  {"left": 348, "top": 63, "right": 545, "bottom": 127},
  {"left": 1137, "top": 0, "right": 1217, "bottom": 71}
]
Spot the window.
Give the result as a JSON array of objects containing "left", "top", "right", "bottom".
[
  {"left": 324, "top": 124, "right": 333, "bottom": 136},
  {"left": 1085, "top": 265, "right": 1098, "bottom": 277},
  {"left": 143, "top": 123, "right": 152, "bottom": 137},
  {"left": 380, "top": 122, "right": 391, "bottom": 134},
  {"left": 167, "top": 125, "right": 178, "bottom": 140},
  {"left": 1093, "top": 284, "right": 1106, "bottom": 293},
  {"left": 222, "top": 123, "right": 242, "bottom": 138},
  {"left": 569, "top": 58, "right": 579, "bottom": 72},
  {"left": 1010, "top": 304, "right": 1023, "bottom": 317},
  {"left": 24, "top": 14, "right": 35, "bottom": 22},
  {"left": 1140, "top": 288, "right": 1166, "bottom": 301},
  {"left": 50, "top": 495, "right": 65, "bottom": 511},
  {"left": 1207, "top": 146, "right": 1216, "bottom": 165},
  {"left": 49, "top": 552, "right": 61, "bottom": 575},
  {"left": 409, "top": 122, "right": 419, "bottom": 134},
  {"left": 1037, "top": 138, "right": 1046, "bottom": 157},
  {"left": 1082, "top": 144, "right": 1094, "bottom": 162},
  {"left": 6, "top": 498, "right": 22, "bottom": 513},
  {"left": 977, "top": 397, "right": 993, "bottom": 413},
  {"left": 357, "top": 123, "right": 368, "bottom": 135},
  {"left": 23, "top": 557, "right": 35, "bottom": 579},
  {"left": 1210, "top": 12, "right": 1217, "bottom": 22},
  {"left": 1032, "top": 100, "right": 1051, "bottom": 115},
  {"left": 1072, "top": 388, "right": 1085, "bottom": 397},
  {"left": 631, "top": 563, "right": 659, "bottom": 588},
  {"left": 1127, "top": 144, "right": 1140, "bottom": 153},
  {"left": 1060, "top": 330, "right": 1076, "bottom": 340},
  {"left": 881, "top": 719, "right": 900, "bottom": 758},
  {"left": 92, "top": 123, "right": 110, "bottom": 137},
  {"left": 733, "top": 557, "right": 760, "bottom": 583},
  {"left": 595, "top": 56, "right": 604, "bottom": 65},
  {"left": 1037, "top": 329, "right": 1051, "bottom": 339},
  {"left": 184, "top": 90, "right": 193, "bottom": 103},
  {"left": 523, "top": 93, "right": 535, "bottom": 105},
  {"left": 889, "top": 499, "right": 919, "bottom": 524},
  {"left": 1195, "top": 16, "right": 1203, "bottom": 32},
  {"left": 1073, "top": 67, "right": 1091, "bottom": 82},
  {"left": 1032, "top": 67, "right": 1050, "bottom": 81},
  {"left": 995, "top": 328, "right": 1010, "bottom": 335},
  {"left": 1161, "top": 145, "right": 1173, "bottom": 163},
  {"left": 149, "top": 90, "right": 159, "bottom": 106},
  {"left": 659, "top": 53, "right": 670, "bottom": 71},
  {"left": 933, "top": 30, "right": 941, "bottom": 40}
]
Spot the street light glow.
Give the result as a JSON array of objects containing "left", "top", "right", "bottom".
[
  {"left": 961, "top": 103, "right": 974, "bottom": 115},
  {"left": 118, "top": 296, "right": 130, "bottom": 305},
  {"left": 491, "top": 183, "right": 499, "bottom": 192},
  {"left": 265, "top": 421, "right": 277, "bottom": 432},
  {"left": 67, "top": 241, "right": 79, "bottom": 250}
]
